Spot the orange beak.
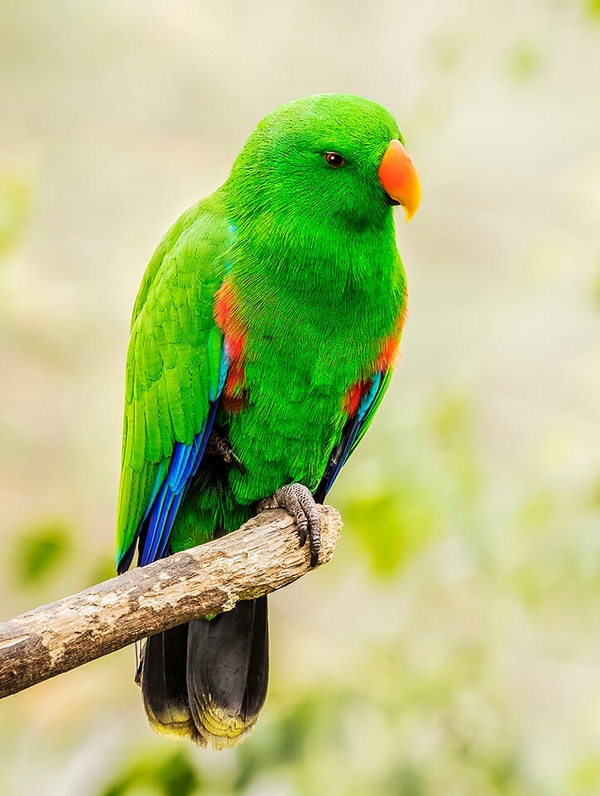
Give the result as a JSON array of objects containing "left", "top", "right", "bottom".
[{"left": 378, "top": 139, "right": 421, "bottom": 222}]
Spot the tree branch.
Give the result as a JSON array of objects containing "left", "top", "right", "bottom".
[{"left": 0, "top": 505, "right": 341, "bottom": 699}]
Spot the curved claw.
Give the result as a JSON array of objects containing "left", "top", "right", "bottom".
[{"left": 258, "top": 483, "right": 321, "bottom": 567}]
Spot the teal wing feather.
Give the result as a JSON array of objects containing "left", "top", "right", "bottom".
[
  {"left": 116, "top": 198, "right": 231, "bottom": 570},
  {"left": 314, "top": 367, "right": 394, "bottom": 502}
]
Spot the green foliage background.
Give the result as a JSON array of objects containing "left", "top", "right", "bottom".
[{"left": 1, "top": 1, "right": 600, "bottom": 794}]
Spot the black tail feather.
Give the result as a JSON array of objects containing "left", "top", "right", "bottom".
[
  {"left": 140, "top": 623, "right": 196, "bottom": 739},
  {"left": 187, "top": 596, "right": 269, "bottom": 748},
  {"left": 140, "top": 598, "right": 269, "bottom": 748}
]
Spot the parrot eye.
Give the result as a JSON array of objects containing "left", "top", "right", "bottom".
[{"left": 324, "top": 152, "right": 345, "bottom": 168}]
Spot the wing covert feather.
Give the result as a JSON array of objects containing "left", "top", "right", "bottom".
[
  {"left": 116, "top": 200, "right": 231, "bottom": 567},
  {"left": 314, "top": 367, "right": 394, "bottom": 503}
]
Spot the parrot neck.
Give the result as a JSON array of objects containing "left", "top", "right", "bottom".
[{"left": 227, "top": 199, "right": 400, "bottom": 297}]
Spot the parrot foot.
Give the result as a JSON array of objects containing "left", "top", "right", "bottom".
[
  {"left": 206, "top": 430, "right": 246, "bottom": 474},
  {"left": 258, "top": 483, "right": 320, "bottom": 567}
]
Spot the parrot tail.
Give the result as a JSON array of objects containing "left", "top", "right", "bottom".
[{"left": 140, "top": 596, "right": 269, "bottom": 749}]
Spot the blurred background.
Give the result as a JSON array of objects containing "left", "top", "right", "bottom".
[{"left": 1, "top": 0, "right": 600, "bottom": 793}]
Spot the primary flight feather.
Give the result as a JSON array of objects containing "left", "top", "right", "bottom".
[{"left": 116, "top": 93, "right": 421, "bottom": 748}]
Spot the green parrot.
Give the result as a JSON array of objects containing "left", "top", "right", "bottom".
[{"left": 116, "top": 93, "right": 421, "bottom": 748}]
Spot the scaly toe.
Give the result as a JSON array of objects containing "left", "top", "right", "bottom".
[{"left": 264, "top": 483, "right": 321, "bottom": 567}]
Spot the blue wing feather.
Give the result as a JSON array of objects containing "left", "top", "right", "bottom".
[
  {"left": 137, "top": 401, "right": 220, "bottom": 567},
  {"left": 156, "top": 489, "right": 187, "bottom": 560}
]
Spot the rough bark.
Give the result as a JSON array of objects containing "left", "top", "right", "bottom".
[{"left": 0, "top": 505, "right": 341, "bottom": 699}]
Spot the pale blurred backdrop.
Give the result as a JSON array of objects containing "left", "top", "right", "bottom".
[{"left": 1, "top": 1, "right": 600, "bottom": 794}]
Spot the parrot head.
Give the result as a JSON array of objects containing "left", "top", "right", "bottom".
[{"left": 226, "top": 93, "right": 421, "bottom": 231}]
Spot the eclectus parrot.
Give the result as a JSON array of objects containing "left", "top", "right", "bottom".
[{"left": 116, "top": 94, "right": 420, "bottom": 748}]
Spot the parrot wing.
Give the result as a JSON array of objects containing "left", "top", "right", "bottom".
[
  {"left": 116, "top": 204, "right": 232, "bottom": 572},
  {"left": 314, "top": 367, "right": 393, "bottom": 503}
]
